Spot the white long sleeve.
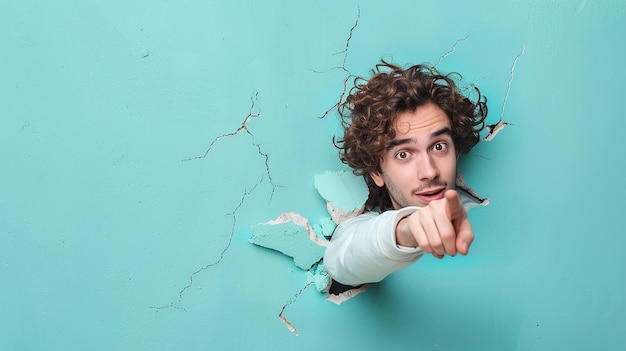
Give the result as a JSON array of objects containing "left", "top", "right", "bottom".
[
  {"left": 323, "top": 189, "right": 483, "bottom": 286},
  {"left": 323, "top": 207, "right": 424, "bottom": 286}
]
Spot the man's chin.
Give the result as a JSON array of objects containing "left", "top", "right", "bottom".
[{"left": 392, "top": 199, "right": 429, "bottom": 209}]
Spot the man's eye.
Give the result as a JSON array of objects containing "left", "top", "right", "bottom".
[
  {"left": 433, "top": 142, "right": 448, "bottom": 152},
  {"left": 395, "top": 151, "right": 410, "bottom": 159}
]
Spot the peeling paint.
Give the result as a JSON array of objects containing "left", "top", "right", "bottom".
[
  {"left": 306, "top": 261, "right": 330, "bottom": 292},
  {"left": 484, "top": 120, "right": 513, "bottom": 142},
  {"left": 455, "top": 171, "right": 489, "bottom": 208},
  {"left": 326, "top": 284, "right": 369, "bottom": 305},
  {"left": 314, "top": 170, "right": 368, "bottom": 224},
  {"left": 312, "top": 217, "right": 337, "bottom": 239},
  {"left": 251, "top": 217, "right": 332, "bottom": 335},
  {"left": 252, "top": 170, "right": 371, "bottom": 332},
  {"left": 250, "top": 212, "right": 328, "bottom": 270}
]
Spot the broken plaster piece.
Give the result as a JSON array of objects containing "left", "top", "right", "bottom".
[
  {"left": 455, "top": 170, "right": 489, "bottom": 210},
  {"left": 314, "top": 170, "right": 368, "bottom": 224},
  {"left": 483, "top": 120, "right": 512, "bottom": 141},
  {"left": 326, "top": 284, "right": 369, "bottom": 305},
  {"left": 306, "top": 261, "right": 330, "bottom": 292},
  {"left": 250, "top": 213, "right": 328, "bottom": 270},
  {"left": 312, "top": 217, "right": 337, "bottom": 239}
]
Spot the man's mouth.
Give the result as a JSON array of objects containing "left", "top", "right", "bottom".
[{"left": 415, "top": 188, "right": 446, "bottom": 202}]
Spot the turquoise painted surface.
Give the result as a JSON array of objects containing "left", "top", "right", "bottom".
[{"left": 2, "top": 0, "right": 625, "bottom": 349}]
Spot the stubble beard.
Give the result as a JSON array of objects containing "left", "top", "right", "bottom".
[{"left": 384, "top": 176, "right": 450, "bottom": 209}]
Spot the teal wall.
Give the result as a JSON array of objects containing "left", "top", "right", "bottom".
[{"left": 2, "top": 1, "right": 625, "bottom": 350}]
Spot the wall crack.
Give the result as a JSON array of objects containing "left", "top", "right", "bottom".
[
  {"left": 484, "top": 45, "right": 525, "bottom": 141},
  {"left": 278, "top": 281, "right": 314, "bottom": 336},
  {"left": 151, "top": 176, "right": 265, "bottom": 311},
  {"left": 153, "top": 92, "right": 283, "bottom": 311},
  {"left": 434, "top": 35, "right": 470, "bottom": 68},
  {"left": 182, "top": 92, "right": 261, "bottom": 162},
  {"left": 182, "top": 92, "right": 283, "bottom": 200},
  {"left": 318, "top": 6, "right": 360, "bottom": 119},
  {"left": 176, "top": 176, "right": 265, "bottom": 301}
]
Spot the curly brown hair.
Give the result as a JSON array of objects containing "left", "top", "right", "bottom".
[{"left": 335, "top": 61, "right": 488, "bottom": 211}]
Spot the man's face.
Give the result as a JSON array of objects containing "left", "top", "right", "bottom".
[{"left": 370, "top": 102, "right": 457, "bottom": 209}]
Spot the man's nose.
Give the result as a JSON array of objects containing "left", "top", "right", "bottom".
[{"left": 417, "top": 154, "right": 439, "bottom": 180}]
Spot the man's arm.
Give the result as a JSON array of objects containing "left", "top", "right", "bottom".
[
  {"left": 324, "top": 190, "right": 474, "bottom": 286},
  {"left": 323, "top": 208, "right": 424, "bottom": 286}
]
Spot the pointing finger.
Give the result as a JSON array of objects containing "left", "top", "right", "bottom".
[
  {"left": 444, "top": 189, "right": 474, "bottom": 255},
  {"left": 444, "top": 189, "right": 464, "bottom": 221},
  {"left": 455, "top": 215, "right": 474, "bottom": 255}
]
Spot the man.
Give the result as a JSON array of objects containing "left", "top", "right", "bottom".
[{"left": 323, "top": 61, "right": 488, "bottom": 292}]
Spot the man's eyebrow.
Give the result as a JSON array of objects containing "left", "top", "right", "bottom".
[
  {"left": 387, "top": 138, "right": 413, "bottom": 150},
  {"left": 386, "top": 127, "right": 453, "bottom": 150},
  {"left": 431, "top": 127, "right": 452, "bottom": 138}
]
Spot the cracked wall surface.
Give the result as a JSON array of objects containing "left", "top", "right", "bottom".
[{"left": 2, "top": 0, "right": 626, "bottom": 350}]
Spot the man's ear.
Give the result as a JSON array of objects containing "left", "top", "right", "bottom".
[{"left": 369, "top": 170, "right": 385, "bottom": 187}]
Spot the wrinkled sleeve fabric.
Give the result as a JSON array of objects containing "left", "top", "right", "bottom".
[{"left": 323, "top": 207, "right": 424, "bottom": 286}]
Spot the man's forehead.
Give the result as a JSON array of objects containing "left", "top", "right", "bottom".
[{"left": 393, "top": 106, "right": 451, "bottom": 136}]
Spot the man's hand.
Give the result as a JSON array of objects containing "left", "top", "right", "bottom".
[{"left": 396, "top": 189, "right": 474, "bottom": 259}]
